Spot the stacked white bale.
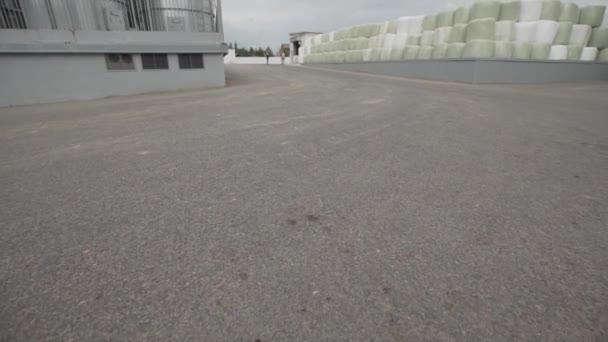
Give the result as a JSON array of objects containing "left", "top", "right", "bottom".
[
  {"left": 422, "top": 15, "right": 437, "bottom": 31},
  {"left": 437, "top": 10, "right": 455, "bottom": 27},
  {"left": 513, "top": 42, "right": 533, "bottom": 58},
  {"left": 362, "top": 49, "right": 373, "bottom": 62},
  {"left": 407, "top": 35, "right": 422, "bottom": 45},
  {"left": 569, "top": 24, "right": 593, "bottom": 46},
  {"left": 380, "top": 48, "right": 392, "bottom": 61},
  {"left": 520, "top": 0, "right": 543, "bottom": 21},
  {"left": 370, "top": 48, "right": 383, "bottom": 61},
  {"left": 531, "top": 43, "right": 551, "bottom": 59},
  {"left": 559, "top": 3, "right": 580, "bottom": 23},
  {"left": 535, "top": 20, "right": 560, "bottom": 44},
  {"left": 418, "top": 46, "right": 434, "bottom": 59},
  {"left": 566, "top": 45, "right": 583, "bottom": 60},
  {"left": 470, "top": 0, "right": 501, "bottom": 21},
  {"left": 580, "top": 47, "right": 598, "bottom": 61},
  {"left": 540, "top": 0, "right": 562, "bottom": 21},
  {"left": 408, "top": 16, "right": 424, "bottom": 35},
  {"left": 447, "top": 43, "right": 466, "bottom": 58},
  {"left": 397, "top": 16, "right": 411, "bottom": 34},
  {"left": 420, "top": 31, "right": 436, "bottom": 46},
  {"left": 579, "top": 6, "right": 606, "bottom": 27},
  {"left": 431, "top": 44, "right": 449, "bottom": 58},
  {"left": 553, "top": 22, "right": 573, "bottom": 45},
  {"left": 393, "top": 34, "right": 409, "bottom": 49},
  {"left": 387, "top": 20, "right": 399, "bottom": 34},
  {"left": 383, "top": 34, "right": 397, "bottom": 49},
  {"left": 404, "top": 45, "right": 421, "bottom": 59},
  {"left": 448, "top": 24, "right": 468, "bottom": 43},
  {"left": 496, "top": 21, "right": 516, "bottom": 41},
  {"left": 464, "top": 40, "right": 495, "bottom": 58},
  {"left": 434, "top": 27, "right": 453, "bottom": 45},
  {"left": 454, "top": 6, "right": 470, "bottom": 25},
  {"left": 549, "top": 44, "right": 568, "bottom": 59},
  {"left": 389, "top": 48, "right": 406, "bottom": 60},
  {"left": 594, "top": 48, "right": 608, "bottom": 61},
  {"left": 495, "top": 42, "right": 514, "bottom": 58},
  {"left": 467, "top": 18, "right": 496, "bottom": 42},
  {"left": 378, "top": 21, "right": 390, "bottom": 35},
  {"left": 588, "top": 27, "right": 608, "bottom": 49},
  {"left": 500, "top": 1, "right": 521, "bottom": 21},
  {"left": 515, "top": 21, "right": 539, "bottom": 43}
]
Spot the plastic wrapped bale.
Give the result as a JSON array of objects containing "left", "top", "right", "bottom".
[
  {"left": 380, "top": 48, "right": 393, "bottom": 61},
  {"left": 431, "top": 44, "right": 449, "bottom": 59},
  {"left": 467, "top": 18, "right": 496, "bottom": 42},
  {"left": 352, "top": 50, "right": 364, "bottom": 62},
  {"left": 579, "top": 6, "right": 606, "bottom": 28},
  {"left": 566, "top": 45, "right": 582, "bottom": 60},
  {"left": 420, "top": 31, "right": 435, "bottom": 46},
  {"left": 540, "top": 0, "right": 561, "bottom": 21},
  {"left": 397, "top": 16, "right": 410, "bottom": 34},
  {"left": 569, "top": 25, "right": 592, "bottom": 47},
  {"left": 369, "top": 23, "right": 383, "bottom": 37},
  {"left": 362, "top": 49, "right": 373, "bottom": 62},
  {"left": 393, "top": 34, "right": 409, "bottom": 49},
  {"left": 404, "top": 45, "right": 421, "bottom": 59},
  {"left": 448, "top": 24, "right": 467, "bottom": 43},
  {"left": 512, "top": 42, "right": 533, "bottom": 58},
  {"left": 559, "top": 3, "right": 579, "bottom": 23},
  {"left": 379, "top": 21, "right": 390, "bottom": 35},
  {"left": 389, "top": 48, "right": 406, "bottom": 60},
  {"left": 422, "top": 15, "right": 437, "bottom": 31},
  {"left": 580, "top": 47, "right": 598, "bottom": 61},
  {"left": 500, "top": 1, "right": 521, "bottom": 21},
  {"left": 589, "top": 27, "right": 608, "bottom": 49},
  {"left": 535, "top": 20, "right": 560, "bottom": 44},
  {"left": 383, "top": 34, "right": 397, "bottom": 49},
  {"left": 549, "top": 45, "right": 567, "bottom": 59},
  {"left": 407, "top": 35, "right": 422, "bottom": 45},
  {"left": 495, "top": 42, "right": 514, "bottom": 58},
  {"left": 408, "top": 16, "right": 424, "bottom": 34},
  {"left": 470, "top": 1, "right": 500, "bottom": 20},
  {"left": 531, "top": 43, "right": 551, "bottom": 59},
  {"left": 496, "top": 21, "right": 516, "bottom": 41},
  {"left": 368, "top": 36, "right": 381, "bottom": 49},
  {"left": 515, "top": 22, "right": 538, "bottom": 43},
  {"left": 437, "top": 10, "right": 455, "bottom": 27},
  {"left": 603, "top": 10, "right": 608, "bottom": 27},
  {"left": 418, "top": 46, "right": 434, "bottom": 59},
  {"left": 463, "top": 40, "right": 495, "bottom": 58},
  {"left": 454, "top": 6, "right": 470, "bottom": 25},
  {"left": 520, "top": 0, "right": 542, "bottom": 22},
  {"left": 321, "top": 33, "right": 330, "bottom": 43},
  {"left": 387, "top": 20, "right": 399, "bottom": 34},
  {"left": 359, "top": 37, "right": 371, "bottom": 50},
  {"left": 447, "top": 43, "right": 466, "bottom": 58},
  {"left": 434, "top": 27, "right": 453, "bottom": 45},
  {"left": 599, "top": 49, "right": 608, "bottom": 62},
  {"left": 370, "top": 48, "right": 383, "bottom": 61},
  {"left": 553, "top": 22, "right": 572, "bottom": 45}
]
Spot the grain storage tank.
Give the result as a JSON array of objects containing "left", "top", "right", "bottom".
[{"left": 150, "top": 0, "right": 215, "bottom": 32}]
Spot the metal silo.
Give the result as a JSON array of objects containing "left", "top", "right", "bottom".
[{"left": 149, "top": 0, "right": 215, "bottom": 32}]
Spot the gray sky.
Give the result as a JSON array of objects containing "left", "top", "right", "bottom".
[{"left": 222, "top": 0, "right": 605, "bottom": 49}]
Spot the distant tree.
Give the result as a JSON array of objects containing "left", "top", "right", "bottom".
[
  {"left": 234, "top": 42, "right": 238, "bottom": 51},
  {"left": 228, "top": 42, "right": 233, "bottom": 49},
  {"left": 265, "top": 47, "right": 274, "bottom": 57}
]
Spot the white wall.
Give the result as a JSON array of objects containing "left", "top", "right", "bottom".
[{"left": 0, "top": 53, "right": 226, "bottom": 107}]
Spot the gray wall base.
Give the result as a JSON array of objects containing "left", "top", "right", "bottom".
[
  {"left": 307, "top": 60, "right": 608, "bottom": 84},
  {"left": 0, "top": 53, "right": 226, "bottom": 107}
]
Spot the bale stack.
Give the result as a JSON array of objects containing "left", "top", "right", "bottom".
[{"left": 303, "top": 0, "right": 607, "bottom": 64}]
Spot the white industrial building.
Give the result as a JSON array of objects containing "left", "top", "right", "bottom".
[{"left": 0, "top": 0, "right": 227, "bottom": 107}]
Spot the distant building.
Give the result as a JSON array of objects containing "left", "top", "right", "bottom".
[
  {"left": 279, "top": 43, "right": 290, "bottom": 56},
  {"left": 0, "top": 0, "right": 228, "bottom": 107},
  {"left": 289, "top": 32, "right": 321, "bottom": 64}
]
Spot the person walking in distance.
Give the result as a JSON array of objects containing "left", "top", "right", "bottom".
[
  {"left": 265, "top": 51, "right": 270, "bottom": 65},
  {"left": 280, "top": 50, "right": 286, "bottom": 65}
]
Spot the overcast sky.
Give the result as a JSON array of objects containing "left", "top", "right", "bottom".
[{"left": 222, "top": 0, "right": 604, "bottom": 49}]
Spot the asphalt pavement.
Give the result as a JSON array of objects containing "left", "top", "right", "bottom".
[{"left": 1, "top": 65, "right": 607, "bottom": 341}]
